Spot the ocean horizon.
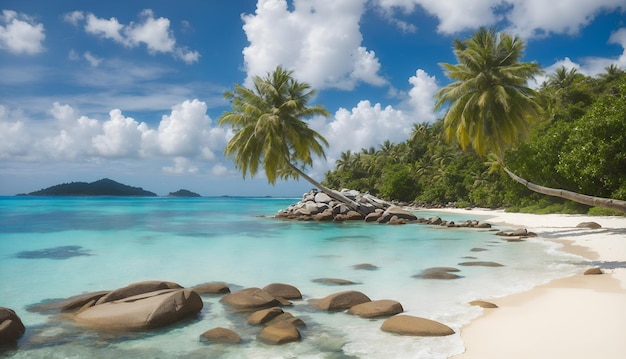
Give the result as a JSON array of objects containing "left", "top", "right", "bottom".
[{"left": 0, "top": 196, "right": 581, "bottom": 358}]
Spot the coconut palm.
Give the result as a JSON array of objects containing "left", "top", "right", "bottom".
[
  {"left": 435, "top": 27, "right": 626, "bottom": 213},
  {"left": 218, "top": 66, "right": 359, "bottom": 209}
]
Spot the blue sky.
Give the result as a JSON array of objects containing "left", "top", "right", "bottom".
[{"left": 1, "top": 0, "right": 625, "bottom": 196}]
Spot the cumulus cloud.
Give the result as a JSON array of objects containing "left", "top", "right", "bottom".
[
  {"left": 372, "top": 0, "right": 625, "bottom": 38},
  {"left": 241, "top": 0, "right": 386, "bottom": 90},
  {"left": 65, "top": 9, "right": 199, "bottom": 64},
  {"left": 0, "top": 100, "right": 228, "bottom": 176},
  {"left": 0, "top": 10, "right": 45, "bottom": 55}
]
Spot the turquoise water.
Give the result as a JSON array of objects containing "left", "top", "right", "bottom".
[{"left": 0, "top": 197, "right": 580, "bottom": 358}]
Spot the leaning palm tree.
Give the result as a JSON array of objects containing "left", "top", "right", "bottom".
[
  {"left": 218, "top": 66, "right": 360, "bottom": 209},
  {"left": 435, "top": 27, "right": 626, "bottom": 213}
]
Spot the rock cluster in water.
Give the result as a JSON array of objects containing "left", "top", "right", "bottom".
[{"left": 276, "top": 189, "right": 493, "bottom": 229}]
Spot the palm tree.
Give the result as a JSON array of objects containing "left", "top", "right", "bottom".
[
  {"left": 435, "top": 28, "right": 626, "bottom": 213},
  {"left": 218, "top": 66, "right": 360, "bottom": 209}
]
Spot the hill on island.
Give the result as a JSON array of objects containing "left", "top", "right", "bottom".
[
  {"left": 25, "top": 178, "right": 157, "bottom": 197},
  {"left": 167, "top": 189, "right": 201, "bottom": 197}
]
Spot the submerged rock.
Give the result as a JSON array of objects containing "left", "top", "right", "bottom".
[
  {"left": 458, "top": 261, "right": 504, "bottom": 267},
  {"left": 200, "top": 327, "right": 241, "bottom": 344},
  {"left": 221, "top": 288, "right": 280, "bottom": 310},
  {"left": 312, "top": 278, "right": 358, "bottom": 286}
]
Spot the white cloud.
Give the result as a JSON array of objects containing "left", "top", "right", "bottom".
[
  {"left": 0, "top": 100, "right": 229, "bottom": 171},
  {"left": 84, "top": 51, "right": 103, "bottom": 67},
  {"left": 609, "top": 27, "right": 626, "bottom": 68},
  {"left": 372, "top": 0, "right": 625, "bottom": 38},
  {"left": 0, "top": 10, "right": 45, "bottom": 55},
  {"left": 163, "top": 157, "right": 199, "bottom": 174},
  {"left": 406, "top": 69, "right": 439, "bottom": 123},
  {"left": 241, "top": 0, "right": 386, "bottom": 90},
  {"left": 211, "top": 163, "right": 229, "bottom": 176},
  {"left": 66, "top": 9, "right": 199, "bottom": 64}
]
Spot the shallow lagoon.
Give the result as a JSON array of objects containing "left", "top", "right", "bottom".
[{"left": 0, "top": 197, "right": 581, "bottom": 358}]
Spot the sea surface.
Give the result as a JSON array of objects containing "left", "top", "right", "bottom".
[{"left": 0, "top": 196, "right": 582, "bottom": 358}]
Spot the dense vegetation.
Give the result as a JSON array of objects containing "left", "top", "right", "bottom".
[
  {"left": 323, "top": 68, "right": 626, "bottom": 215},
  {"left": 25, "top": 178, "right": 157, "bottom": 196}
]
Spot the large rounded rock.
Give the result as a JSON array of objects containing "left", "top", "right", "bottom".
[
  {"left": 577, "top": 221, "right": 602, "bottom": 229},
  {"left": 469, "top": 300, "right": 498, "bottom": 308},
  {"left": 221, "top": 288, "right": 280, "bottom": 310},
  {"left": 258, "top": 322, "right": 301, "bottom": 345},
  {"left": 96, "top": 281, "right": 183, "bottom": 304},
  {"left": 192, "top": 282, "right": 231, "bottom": 295},
  {"left": 263, "top": 283, "right": 302, "bottom": 300},
  {"left": 60, "top": 290, "right": 111, "bottom": 312},
  {"left": 0, "top": 307, "right": 25, "bottom": 345},
  {"left": 75, "top": 289, "right": 203, "bottom": 330},
  {"left": 384, "top": 206, "right": 417, "bottom": 221},
  {"left": 200, "top": 327, "right": 241, "bottom": 344},
  {"left": 314, "top": 291, "right": 371, "bottom": 311},
  {"left": 347, "top": 300, "right": 403, "bottom": 318},
  {"left": 381, "top": 315, "right": 454, "bottom": 336}
]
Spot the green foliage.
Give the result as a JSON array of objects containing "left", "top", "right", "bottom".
[{"left": 322, "top": 66, "right": 626, "bottom": 212}]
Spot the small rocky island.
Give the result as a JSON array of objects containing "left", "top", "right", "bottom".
[
  {"left": 21, "top": 178, "right": 157, "bottom": 197},
  {"left": 167, "top": 189, "right": 201, "bottom": 197}
]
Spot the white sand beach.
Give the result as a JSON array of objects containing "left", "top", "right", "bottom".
[{"left": 431, "top": 209, "right": 626, "bottom": 359}]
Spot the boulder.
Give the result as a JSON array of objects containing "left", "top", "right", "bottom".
[
  {"left": 0, "top": 307, "right": 25, "bottom": 345},
  {"left": 347, "top": 300, "right": 403, "bottom": 318},
  {"left": 258, "top": 321, "right": 301, "bottom": 345},
  {"left": 263, "top": 283, "right": 302, "bottom": 300},
  {"left": 96, "top": 281, "right": 183, "bottom": 304},
  {"left": 364, "top": 211, "right": 383, "bottom": 222},
  {"left": 475, "top": 221, "right": 492, "bottom": 228},
  {"left": 414, "top": 271, "right": 461, "bottom": 280},
  {"left": 584, "top": 267, "right": 603, "bottom": 275},
  {"left": 427, "top": 216, "right": 443, "bottom": 225},
  {"left": 248, "top": 307, "right": 284, "bottom": 325},
  {"left": 384, "top": 206, "right": 417, "bottom": 221},
  {"left": 380, "top": 315, "right": 454, "bottom": 337},
  {"left": 511, "top": 228, "right": 528, "bottom": 236},
  {"left": 577, "top": 221, "right": 602, "bottom": 229},
  {"left": 469, "top": 300, "right": 498, "bottom": 308},
  {"left": 221, "top": 288, "right": 280, "bottom": 310},
  {"left": 312, "top": 278, "right": 358, "bottom": 286},
  {"left": 388, "top": 216, "right": 408, "bottom": 225},
  {"left": 345, "top": 210, "right": 365, "bottom": 220},
  {"left": 60, "top": 290, "right": 110, "bottom": 312},
  {"left": 192, "top": 282, "right": 231, "bottom": 295},
  {"left": 314, "top": 290, "right": 371, "bottom": 311},
  {"left": 75, "top": 289, "right": 203, "bottom": 330},
  {"left": 314, "top": 192, "right": 332, "bottom": 203},
  {"left": 314, "top": 209, "right": 334, "bottom": 221},
  {"left": 470, "top": 248, "right": 488, "bottom": 252},
  {"left": 200, "top": 327, "right": 241, "bottom": 344},
  {"left": 458, "top": 261, "right": 504, "bottom": 267}
]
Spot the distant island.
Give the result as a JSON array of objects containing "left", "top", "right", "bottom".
[
  {"left": 167, "top": 189, "right": 201, "bottom": 197},
  {"left": 22, "top": 178, "right": 158, "bottom": 197}
]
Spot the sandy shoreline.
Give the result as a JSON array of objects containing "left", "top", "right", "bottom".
[{"left": 425, "top": 208, "right": 626, "bottom": 359}]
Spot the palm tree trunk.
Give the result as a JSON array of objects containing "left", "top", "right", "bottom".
[
  {"left": 504, "top": 167, "right": 626, "bottom": 213},
  {"left": 285, "top": 161, "right": 362, "bottom": 211}
]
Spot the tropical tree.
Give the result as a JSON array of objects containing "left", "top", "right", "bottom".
[
  {"left": 435, "top": 27, "right": 626, "bottom": 213},
  {"left": 218, "top": 66, "right": 360, "bottom": 209}
]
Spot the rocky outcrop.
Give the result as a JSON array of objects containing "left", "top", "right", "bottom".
[
  {"left": 276, "top": 189, "right": 388, "bottom": 221},
  {"left": 263, "top": 283, "right": 302, "bottom": 300},
  {"left": 221, "top": 288, "right": 281, "bottom": 310},
  {"left": 314, "top": 291, "right": 371, "bottom": 311},
  {"left": 75, "top": 288, "right": 203, "bottom": 329},
  {"left": 380, "top": 315, "right": 454, "bottom": 337},
  {"left": 60, "top": 290, "right": 111, "bottom": 311},
  {"left": 200, "top": 327, "right": 241, "bottom": 344},
  {"left": 0, "top": 307, "right": 25, "bottom": 345},
  {"left": 347, "top": 300, "right": 403, "bottom": 318}
]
